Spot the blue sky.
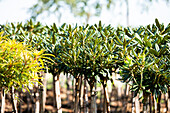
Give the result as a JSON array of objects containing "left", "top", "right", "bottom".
[{"left": 0, "top": 0, "right": 169, "bottom": 27}]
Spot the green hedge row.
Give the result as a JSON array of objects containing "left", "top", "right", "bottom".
[{"left": 0, "top": 19, "right": 169, "bottom": 102}]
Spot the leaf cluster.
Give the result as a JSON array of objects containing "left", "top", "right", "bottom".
[
  {"left": 119, "top": 19, "right": 170, "bottom": 100},
  {"left": 1, "top": 19, "right": 169, "bottom": 100},
  {"left": 0, "top": 33, "right": 46, "bottom": 92}
]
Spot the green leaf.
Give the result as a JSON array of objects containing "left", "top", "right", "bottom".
[
  {"left": 145, "top": 40, "right": 152, "bottom": 47},
  {"left": 155, "top": 18, "right": 161, "bottom": 31},
  {"left": 135, "top": 33, "right": 143, "bottom": 45},
  {"left": 52, "top": 35, "right": 56, "bottom": 44},
  {"left": 149, "top": 49, "right": 159, "bottom": 56},
  {"left": 155, "top": 43, "right": 159, "bottom": 52},
  {"left": 52, "top": 23, "right": 58, "bottom": 32},
  {"left": 115, "top": 36, "right": 123, "bottom": 45},
  {"left": 61, "top": 23, "right": 66, "bottom": 29},
  {"left": 162, "top": 25, "right": 170, "bottom": 34},
  {"left": 145, "top": 61, "right": 154, "bottom": 69},
  {"left": 159, "top": 46, "right": 167, "bottom": 56},
  {"left": 99, "top": 21, "right": 102, "bottom": 27},
  {"left": 131, "top": 47, "right": 138, "bottom": 59}
]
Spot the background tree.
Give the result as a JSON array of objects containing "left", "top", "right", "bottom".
[
  {"left": 29, "top": 0, "right": 102, "bottom": 24},
  {"left": 29, "top": 0, "right": 170, "bottom": 25}
]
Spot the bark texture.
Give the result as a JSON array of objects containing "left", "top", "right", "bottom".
[
  {"left": 11, "top": 86, "right": 18, "bottom": 113},
  {"left": 54, "top": 73, "right": 62, "bottom": 113},
  {"left": 83, "top": 79, "right": 89, "bottom": 113},
  {"left": 90, "top": 85, "right": 97, "bottom": 113},
  {"left": 74, "top": 75, "right": 81, "bottom": 113}
]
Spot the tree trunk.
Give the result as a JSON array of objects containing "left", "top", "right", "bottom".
[
  {"left": 109, "top": 84, "right": 115, "bottom": 112},
  {"left": 11, "top": 86, "right": 18, "bottom": 113},
  {"left": 18, "top": 90, "right": 22, "bottom": 113},
  {"left": 131, "top": 80, "right": 135, "bottom": 113},
  {"left": 132, "top": 91, "right": 135, "bottom": 113},
  {"left": 143, "top": 93, "right": 148, "bottom": 113},
  {"left": 103, "top": 85, "right": 106, "bottom": 113},
  {"left": 1, "top": 88, "right": 5, "bottom": 113},
  {"left": 72, "top": 78, "right": 76, "bottom": 109},
  {"left": 122, "top": 83, "right": 129, "bottom": 112},
  {"left": 43, "top": 73, "right": 47, "bottom": 111},
  {"left": 30, "top": 87, "right": 36, "bottom": 113},
  {"left": 83, "top": 79, "right": 89, "bottom": 113},
  {"left": 53, "top": 73, "right": 56, "bottom": 107},
  {"left": 39, "top": 71, "right": 47, "bottom": 113},
  {"left": 74, "top": 75, "right": 81, "bottom": 113},
  {"left": 132, "top": 92, "right": 140, "bottom": 113},
  {"left": 154, "top": 95, "right": 157, "bottom": 113},
  {"left": 157, "top": 94, "right": 161, "bottom": 113},
  {"left": 34, "top": 81, "right": 39, "bottom": 113},
  {"left": 100, "top": 85, "right": 103, "bottom": 111},
  {"left": 103, "top": 80, "right": 110, "bottom": 113},
  {"left": 53, "top": 72, "right": 62, "bottom": 113},
  {"left": 66, "top": 73, "right": 70, "bottom": 102},
  {"left": 90, "top": 84, "right": 97, "bottom": 113},
  {"left": 26, "top": 90, "right": 31, "bottom": 113},
  {"left": 151, "top": 94, "right": 155, "bottom": 113},
  {"left": 165, "top": 92, "right": 169, "bottom": 113},
  {"left": 149, "top": 94, "right": 152, "bottom": 113},
  {"left": 143, "top": 101, "right": 148, "bottom": 113},
  {"left": 39, "top": 86, "right": 44, "bottom": 113},
  {"left": 135, "top": 94, "right": 140, "bottom": 113},
  {"left": 79, "top": 76, "right": 83, "bottom": 113}
]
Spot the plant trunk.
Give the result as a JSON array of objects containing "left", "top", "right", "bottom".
[
  {"left": 39, "top": 71, "right": 47, "bottom": 113},
  {"left": 143, "top": 93, "right": 148, "bottom": 113},
  {"left": 132, "top": 91, "right": 135, "bottom": 113},
  {"left": 53, "top": 72, "right": 62, "bottom": 113},
  {"left": 83, "top": 79, "right": 89, "bottom": 113},
  {"left": 154, "top": 95, "right": 157, "bottom": 113},
  {"left": 131, "top": 80, "right": 135, "bottom": 113},
  {"left": 1, "top": 88, "right": 5, "bottom": 113},
  {"left": 90, "top": 84, "right": 97, "bottom": 113},
  {"left": 103, "top": 80, "right": 110, "bottom": 113},
  {"left": 103, "top": 87, "right": 106, "bottom": 113},
  {"left": 135, "top": 94, "right": 140, "bottom": 113},
  {"left": 11, "top": 86, "right": 18, "bottom": 113},
  {"left": 109, "top": 85, "right": 115, "bottom": 112},
  {"left": 26, "top": 90, "right": 31, "bottom": 113},
  {"left": 122, "top": 83, "right": 129, "bottom": 112},
  {"left": 53, "top": 73, "right": 56, "bottom": 107},
  {"left": 79, "top": 76, "right": 83, "bottom": 113},
  {"left": 149, "top": 94, "right": 152, "bottom": 113},
  {"left": 30, "top": 87, "right": 35, "bottom": 113},
  {"left": 66, "top": 74, "right": 70, "bottom": 102},
  {"left": 157, "top": 94, "right": 161, "bottom": 113},
  {"left": 74, "top": 75, "right": 81, "bottom": 113},
  {"left": 34, "top": 81, "right": 39, "bottom": 113},
  {"left": 72, "top": 78, "right": 76, "bottom": 109},
  {"left": 100, "top": 85, "right": 103, "bottom": 111},
  {"left": 151, "top": 94, "right": 155, "bottom": 113},
  {"left": 39, "top": 86, "right": 44, "bottom": 113},
  {"left": 18, "top": 90, "right": 22, "bottom": 113},
  {"left": 143, "top": 101, "right": 148, "bottom": 113},
  {"left": 165, "top": 92, "right": 169, "bottom": 113}
]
